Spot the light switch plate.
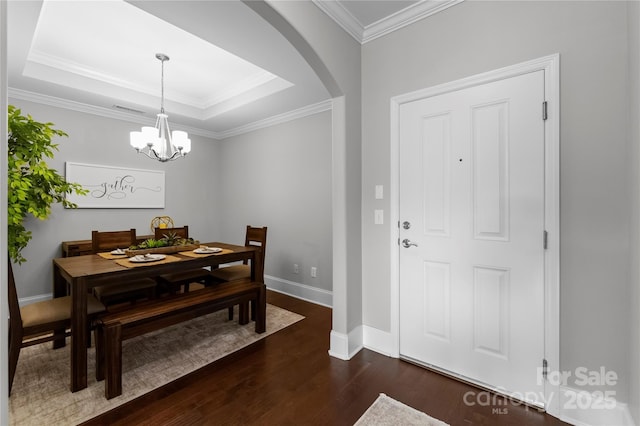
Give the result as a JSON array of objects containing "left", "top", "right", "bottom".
[
  {"left": 375, "top": 185, "right": 384, "bottom": 200},
  {"left": 375, "top": 209, "right": 384, "bottom": 225}
]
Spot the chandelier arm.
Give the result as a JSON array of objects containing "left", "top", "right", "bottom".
[
  {"left": 138, "top": 149, "right": 159, "bottom": 161},
  {"left": 135, "top": 144, "right": 185, "bottom": 162}
]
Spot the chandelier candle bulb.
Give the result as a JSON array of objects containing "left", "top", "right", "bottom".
[
  {"left": 130, "top": 131, "right": 143, "bottom": 150},
  {"left": 142, "top": 126, "right": 159, "bottom": 143},
  {"left": 172, "top": 131, "right": 191, "bottom": 153}
]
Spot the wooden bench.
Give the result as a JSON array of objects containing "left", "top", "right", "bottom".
[{"left": 95, "top": 280, "right": 266, "bottom": 399}]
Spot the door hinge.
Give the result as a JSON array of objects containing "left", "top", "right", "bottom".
[
  {"left": 543, "top": 230, "right": 548, "bottom": 250},
  {"left": 542, "top": 359, "right": 548, "bottom": 379},
  {"left": 542, "top": 101, "right": 548, "bottom": 121}
]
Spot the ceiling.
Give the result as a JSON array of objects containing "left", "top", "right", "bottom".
[{"left": 7, "top": 0, "right": 460, "bottom": 140}]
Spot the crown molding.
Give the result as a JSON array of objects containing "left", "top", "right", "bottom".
[
  {"left": 217, "top": 99, "right": 333, "bottom": 139},
  {"left": 28, "top": 50, "right": 150, "bottom": 96},
  {"left": 362, "top": 0, "right": 463, "bottom": 43},
  {"left": 313, "top": 0, "right": 463, "bottom": 44},
  {"left": 312, "top": 0, "right": 363, "bottom": 43},
  {"left": 8, "top": 87, "right": 220, "bottom": 139},
  {"left": 27, "top": 50, "right": 289, "bottom": 112},
  {"left": 9, "top": 87, "right": 332, "bottom": 141}
]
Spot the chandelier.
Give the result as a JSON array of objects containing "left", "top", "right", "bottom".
[{"left": 130, "top": 53, "right": 191, "bottom": 162}]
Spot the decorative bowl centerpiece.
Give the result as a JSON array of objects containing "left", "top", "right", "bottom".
[{"left": 125, "top": 232, "right": 199, "bottom": 256}]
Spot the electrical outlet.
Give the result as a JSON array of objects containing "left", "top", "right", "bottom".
[
  {"left": 311, "top": 267, "right": 317, "bottom": 278},
  {"left": 293, "top": 264, "right": 299, "bottom": 274}
]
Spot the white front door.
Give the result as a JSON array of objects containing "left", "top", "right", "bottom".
[{"left": 399, "top": 70, "right": 546, "bottom": 406}]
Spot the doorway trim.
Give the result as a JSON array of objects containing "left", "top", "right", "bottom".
[{"left": 388, "top": 54, "right": 560, "bottom": 417}]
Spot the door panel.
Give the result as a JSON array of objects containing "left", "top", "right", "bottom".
[
  {"left": 399, "top": 70, "right": 545, "bottom": 406},
  {"left": 422, "top": 113, "right": 452, "bottom": 237},
  {"left": 472, "top": 101, "right": 509, "bottom": 241},
  {"left": 423, "top": 260, "right": 451, "bottom": 342}
]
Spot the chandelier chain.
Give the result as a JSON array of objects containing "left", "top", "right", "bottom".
[{"left": 160, "top": 55, "right": 166, "bottom": 114}]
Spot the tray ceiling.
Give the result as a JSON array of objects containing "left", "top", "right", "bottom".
[{"left": 8, "top": 0, "right": 460, "bottom": 139}]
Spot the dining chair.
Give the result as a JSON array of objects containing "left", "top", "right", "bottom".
[
  {"left": 91, "top": 229, "right": 157, "bottom": 306},
  {"left": 209, "top": 226, "right": 268, "bottom": 283},
  {"left": 91, "top": 229, "right": 136, "bottom": 254},
  {"left": 208, "top": 226, "right": 267, "bottom": 320},
  {"left": 154, "top": 226, "right": 214, "bottom": 295},
  {"left": 8, "top": 261, "right": 106, "bottom": 394}
]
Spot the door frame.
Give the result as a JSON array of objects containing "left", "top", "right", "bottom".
[{"left": 388, "top": 54, "right": 560, "bottom": 416}]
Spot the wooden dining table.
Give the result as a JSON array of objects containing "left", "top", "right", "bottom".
[{"left": 52, "top": 242, "right": 263, "bottom": 392}]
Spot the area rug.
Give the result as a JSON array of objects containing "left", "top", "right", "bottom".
[
  {"left": 9, "top": 304, "right": 304, "bottom": 426},
  {"left": 354, "top": 393, "right": 449, "bottom": 426}
]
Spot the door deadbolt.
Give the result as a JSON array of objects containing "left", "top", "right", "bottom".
[{"left": 402, "top": 221, "right": 411, "bottom": 230}]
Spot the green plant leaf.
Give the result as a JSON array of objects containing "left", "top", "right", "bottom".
[{"left": 7, "top": 105, "right": 86, "bottom": 264}]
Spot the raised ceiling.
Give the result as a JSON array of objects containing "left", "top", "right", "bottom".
[
  {"left": 8, "top": 0, "right": 329, "bottom": 139},
  {"left": 25, "top": 1, "right": 293, "bottom": 119},
  {"left": 8, "top": 0, "right": 460, "bottom": 140}
]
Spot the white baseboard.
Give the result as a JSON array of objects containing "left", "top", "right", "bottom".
[
  {"left": 363, "top": 325, "right": 396, "bottom": 357},
  {"left": 328, "top": 326, "right": 363, "bottom": 360},
  {"left": 558, "top": 386, "right": 636, "bottom": 426},
  {"left": 328, "top": 330, "right": 350, "bottom": 360},
  {"left": 264, "top": 275, "right": 332, "bottom": 308},
  {"left": 262, "top": 275, "right": 361, "bottom": 361}
]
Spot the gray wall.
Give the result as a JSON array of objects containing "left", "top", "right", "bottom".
[
  {"left": 266, "top": 1, "right": 363, "bottom": 341},
  {"left": 8, "top": 99, "right": 221, "bottom": 299},
  {"left": 218, "top": 111, "right": 332, "bottom": 293},
  {"left": 362, "top": 0, "right": 631, "bottom": 403},
  {"left": 628, "top": 1, "right": 640, "bottom": 423},
  {"left": 9, "top": 99, "right": 334, "bottom": 308}
]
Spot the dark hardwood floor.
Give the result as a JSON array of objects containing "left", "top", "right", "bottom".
[{"left": 82, "top": 291, "right": 569, "bottom": 426}]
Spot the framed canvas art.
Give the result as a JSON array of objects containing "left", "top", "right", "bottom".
[{"left": 65, "top": 162, "right": 165, "bottom": 208}]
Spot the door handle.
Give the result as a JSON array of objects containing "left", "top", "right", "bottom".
[{"left": 402, "top": 239, "right": 418, "bottom": 248}]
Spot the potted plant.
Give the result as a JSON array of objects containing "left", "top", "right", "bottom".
[
  {"left": 7, "top": 105, "right": 87, "bottom": 264},
  {"left": 125, "top": 232, "right": 199, "bottom": 256}
]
